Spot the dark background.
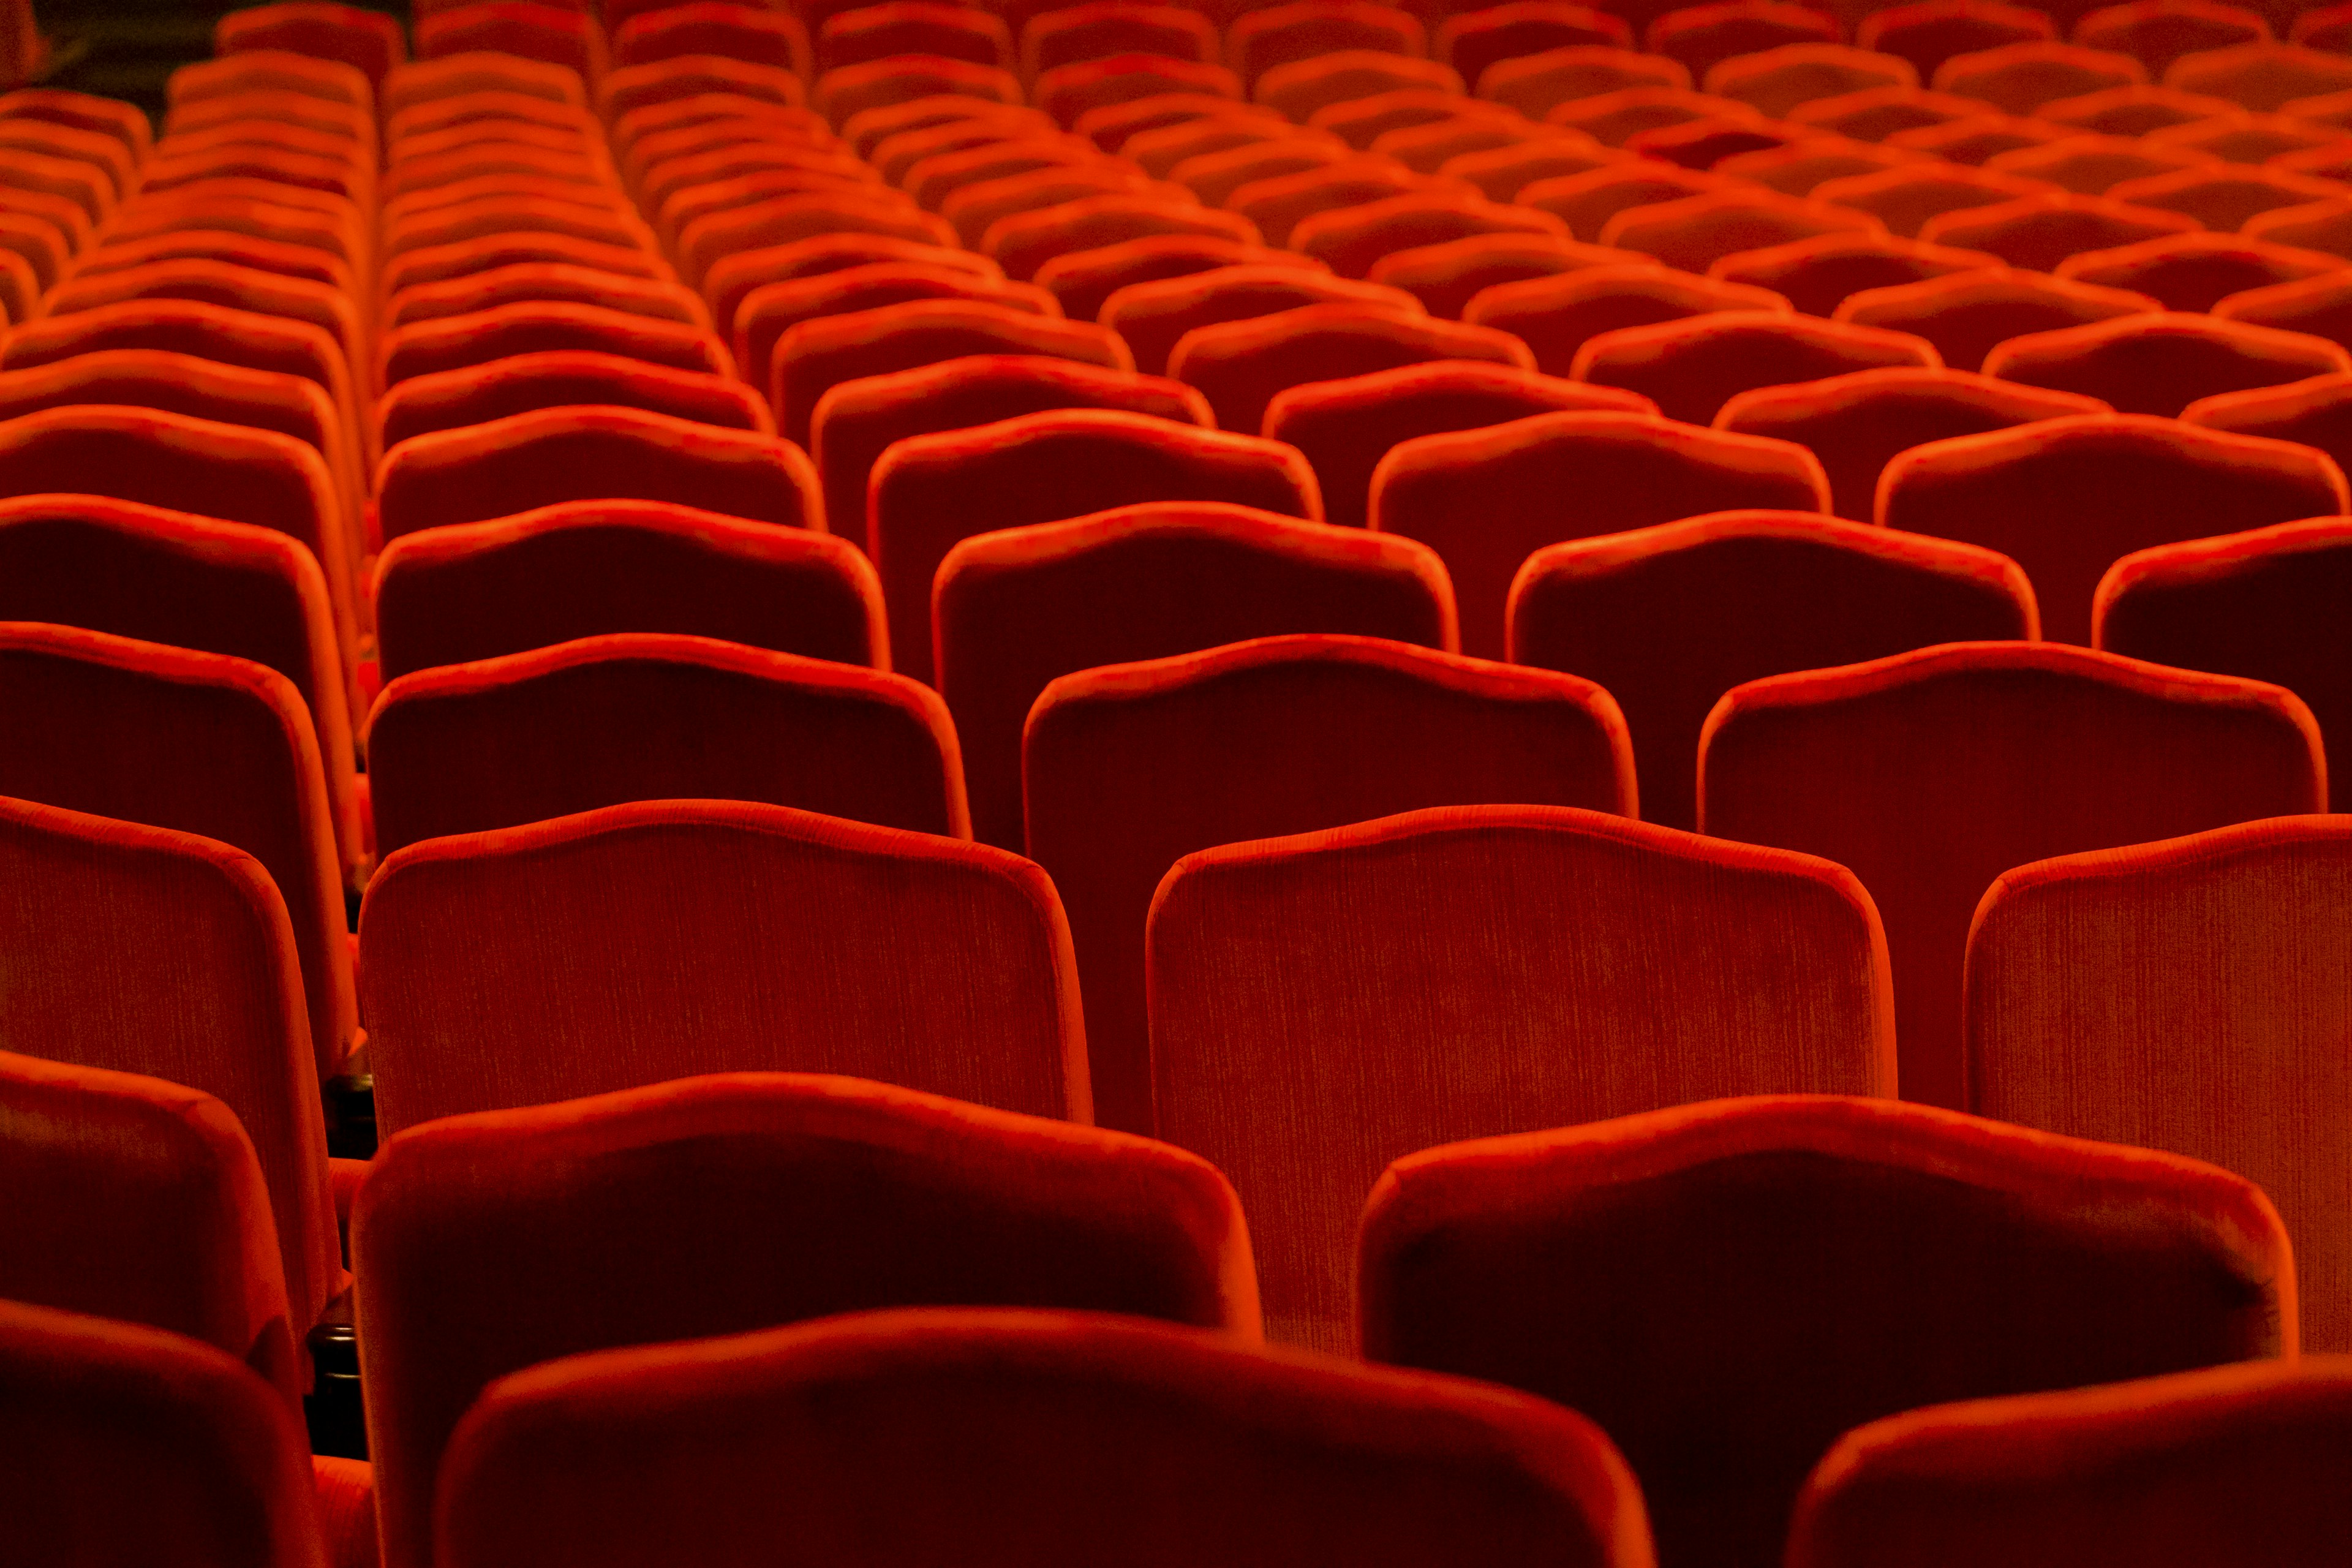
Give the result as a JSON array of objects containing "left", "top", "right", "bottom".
[{"left": 29, "top": 0, "right": 409, "bottom": 119}]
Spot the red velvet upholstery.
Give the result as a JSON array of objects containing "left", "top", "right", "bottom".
[
  {"left": 1461, "top": 262, "right": 1787, "bottom": 377},
  {"left": 1790, "top": 1356, "right": 2352, "bottom": 1567},
  {"left": 0, "top": 1301, "right": 330, "bottom": 1568},
  {"left": 736, "top": 264, "right": 1057, "bottom": 404},
  {"left": 368, "top": 632, "right": 967, "bottom": 854},
  {"left": 811, "top": 354, "right": 1209, "bottom": 554},
  {"left": 358, "top": 1072, "right": 1259, "bottom": 1568},
  {"left": 1314, "top": 90, "right": 1516, "bottom": 153},
  {"left": 1267, "top": 360, "right": 1653, "bottom": 529},
  {"left": 1876, "top": 412, "right": 2347, "bottom": 642},
  {"left": 382, "top": 228, "right": 667, "bottom": 298},
  {"left": 2056, "top": 231, "right": 2340, "bottom": 314},
  {"left": 376, "top": 350, "right": 771, "bottom": 452},
  {"left": 1126, "top": 111, "right": 1316, "bottom": 182},
  {"left": 1982, "top": 132, "right": 2216, "bottom": 195},
  {"left": 1219, "top": 160, "right": 1426, "bottom": 250},
  {"left": 1809, "top": 162, "right": 2057, "bottom": 238},
  {"left": 1477, "top": 46, "right": 1693, "bottom": 119},
  {"left": 1257, "top": 48, "right": 1463, "bottom": 119},
  {"left": 378, "top": 301, "right": 730, "bottom": 391},
  {"left": 813, "top": 55, "right": 1023, "bottom": 128},
  {"left": 2166, "top": 40, "right": 2352, "bottom": 111},
  {"left": 873, "top": 409, "right": 1322, "bottom": 681},
  {"left": 49, "top": 257, "right": 360, "bottom": 375},
  {"left": 704, "top": 233, "right": 1004, "bottom": 346},
  {"left": 1700, "top": 641, "right": 2326, "bottom": 1107},
  {"left": 1360, "top": 1094, "right": 2294, "bottom": 1568},
  {"left": 1372, "top": 409, "right": 1830, "bottom": 656},
  {"left": 1648, "top": 2, "right": 1840, "bottom": 77},
  {"left": 769, "top": 297, "right": 1130, "bottom": 445},
  {"left": 383, "top": 50, "right": 586, "bottom": 116},
  {"left": 1716, "top": 365, "right": 2107, "bottom": 520},
  {"left": 372, "top": 498, "right": 883, "bottom": 681},
  {"left": 0, "top": 1050, "right": 299, "bottom": 1404},
  {"left": 1705, "top": 231, "right": 1993, "bottom": 319},
  {"left": 0, "top": 797, "right": 339, "bottom": 1343},
  {"left": 1030, "top": 634, "right": 1632, "bottom": 1134},
  {"left": 1916, "top": 189, "right": 2201, "bottom": 267},
  {"left": 1022, "top": 4, "right": 1222, "bottom": 80},
  {"left": 1035, "top": 233, "right": 1313, "bottom": 320},
  {"left": 360, "top": 799, "right": 1087, "bottom": 1136},
  {"left": 677, "top": 189, "right": 956, "bottom": 295},
  {"left": 984, "top": 192, "right": 1264, "bottom": 284},
  {"left": 902, "top": 134, "right": 1105, "bottom": 213},
  {"left": 1512, "top": 511, "right": 2035, "bottom": 829},
  {"left": 1936, "top": 38, "right": 2147, "bottom": 108},
  {"left": 1512, "top": 164, "right": 1728, "bottom": 243},
  {"left": 1291, "top": 189, "right": 1569, "bottom": 278},
  {"left": 2214, "top": 271, "right": 2352, "bottom": 355},
  {"left": 1103, "top": 264, "right": 1423, "bottom": 377},
  {"left": 1441, "top": 4, "right": 1634, "bottom": 91},
  {"left": 1983, "top": 311, "right": 2352, "bottom": 417},
  {"left": 1705, "top": 42, "right": 1917, "bottom": 118},
  {"left": 416, "top": 2, "right": 605, "bottom": 78},
  {"left": 612, "top": 2, "right": 810, "bottom": 75},
  {"left": 1068, "top": 89, "right": 1247, "bottom": 152},
  {"left": 1368, "top": 232, "right": 1657, "bottom": 319},
  {"left": 1889, "top": 114, "right": 2075, "bottom": 167},
  {"left": 1834, "top": 265, "right": 2158, "bottom": 371},
  {"left": 817, "top": 4, "right": 1014, "bottom": 73},
  {"left": 2036, "top": 80, "right": 2239, "bottom": 133},
  {"left": 217, "top": 4, "right": 407, "bottom": 89},
  {"left": 1237, "top": 3, "right": 1431, "bottom": 92},
  {"left": 1715, "top": 138, "right": 1916, "bottom": 199},
  {"left": 2105, "top": 161, "right": 2344, "bottom": 227},
  {"left": 1595, "top": 190, "right": 1882, "bottom": 276},
  {"left": 1968, "top": 815, "right": 2352, "bottom": 1348},
  {"left": 0, "top": 495, "right": 361, "bottom": 884},
  {"left": 1543, "top": 85, "right": 1757, "bottom": 148},
  {"left": 1572, "top": 310, "right": 1943, "bottom": 423},
  {"left": 2244, "top": 195, "right": 2352, "bottom": 260},
  {"left": 935, "top": 499, "right": 1452, "bottom": 852},
  {"left": 435, "top": 1307, "right": 1652, "bottom": 1568},
  {"left": 0, "top": 624, "right": 356, "bottom": 1096},
  {"left": 600, "top": 56, "right": 804, "bottom": 126},
  {"left": 1169, "top": 301, "right": 1534, "bottom": 431},
  {"left": 1034, "top": 55, "right": 1245, "bottom": 129},
  {"left": 1153, "top": 804, "right": 1895, "bottom": 1344},
  {"left": 2, "top": 86, "right": 154, "bottom": 161},
  {"left": 942, "top": 163, "right": 1153, "bottom": 251},
  {"left": 1858, "top": 0, "right": 2053, "bottom": 79},
  {"left": 375, "top": 406, "right": 822, "bottom": 545}
]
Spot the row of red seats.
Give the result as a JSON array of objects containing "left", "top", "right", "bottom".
[{"left": 9, "top": 1049, "right": 2348, "bottom": 1567}]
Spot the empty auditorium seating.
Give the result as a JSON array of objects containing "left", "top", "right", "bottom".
[
  {"left": 368, "top": 634, "right": 967, "bottom": 855},
  {"left": 1257, "top": 48, "right": 1463, "bottom": 121},
  {"left": 2057, "top": 232, "right": 2342, "bottom": 314},
  {"left": 1810, "top": 161, "right": 2057, "bottom": 238},
  {"left": 704, "top": 233, "right": 1006, "bottom": 345},
  {"left": 1236, "top": 3, "right": 1430, "bottom": 91},
  {"left": 0, "top": 797, "right": 341, "bottom": 1346},
  {"left": 1102, "top": 264, "right": 1425, "bottom": 376},
  {"left": 1169, "top": 301, "right": 1534, "bottom": 431},
  {"left": 1027, "top": 635, "right": 1630, "bottom": 1134},
  {"left": 1572, "top": 311, "right": 1943, "bottom": 425},
  {"left": 376, "top": 500, "right": 889, "bottom": 677},
  {"left": 1701, "top": 641, "right": 2325, "bottom": 1108},
  {"left": 434, "top": 1308, "right": 1653, "bottom": 1568},
  {"left": 1984, "top": 311, "right": 2352, "bottom": 416},
  {"left": 1789, "top": 1357, "right": 2352, "bottom": 1567},
  {"left": 873, "top": 410, "right": 1321, "bottom": 682},
  {"left": 1706, "top": 231, "right": 1992, "bottom": 320},
  {"left": 1362, "top": 1093, "right": 2294, "bottom": 1568},
  {"left": 1151, "top": 803, "right": 1894, "bottom": 1345},
  {"left": 1442, "top": 5, "right": 1633, "bottom": 89},
  {"left": 1880, "top": 412, "right": 2347, "bottom": 643},
  {"left": 1859, "top": 0, "right": 2054, "bottom": 80},
  {"left": 355, "top": 1074, "right": 1259, "bottom": 1568},
  {"left": 1936, "top": 40, "right": 2147, "bottom": 111},
  {"left": 1035, "top": 232, "right": 1305, "bottom": 318},
  {"left": 1464, "top": 263, "right": 1785, "bottom": 376},
  {"left": 810, "top": 354, "right": 1210, "bottom": 554},
  {"left": 734, "top": 264, "right": 1058, "bottom": 403},
  {"left": 1480, "top": 45, "right": 1691, "bottom": 119},
  {"left": 1512, "top": 511, "right": 2035, "bottom": 829},
  {"left": 1917, "top": 190, "right": 2199, "bottom": 268},
  {"left": 376, "top": 351, "right": 772, "bottom": 453},
  {"left": 1374, "top": 409, "right": 1830, "bottom": 656},
  {"left": 1836, "top": 265, "right": 2160, "bottom": 370},
  {"left": 2165, "top": 40, "right": 2352, "bottom": 111}
]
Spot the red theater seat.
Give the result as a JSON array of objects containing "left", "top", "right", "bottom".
[
  {"left": 1034, "top": 54, "right": 1242, "bottom": 130},
  {"left": 375, "top": 407, "right": 822, "bottom": 545},
  {"left": 1463, "top": 263, "right": 1787, "bottom": 376},
  {"left": 1152, "top": 804, "right": 1894, "bottom": 1346},
  {"left": 1440, "top": 4, "right": 1633, "bottom": 91},
  {"left": 816, "top": 4, "right": 1014, "bottom": 73},
  {"left": 372, "top": 499, "right": 882, "bottom": 682},
  {"left": 433, "top": 1308, "right": 1649, "bottom": 1568},
  {"left": 813, "top": 57, "right": 1024, "bottom": 129},
  {"left": 1858, "top": 0, "right": 2054, "bottom": 81},
  {"left": 1787, "top": 83, "right": 1989, "bottom": 140},
  {"left": 2056, "top": 230, "right": 2342, "bottom": 313},
  {"left": 1969, "top": 817, "right": 2352, "bottom": 1347},
  {"left": 1700, "top": 640, "right": 2324, "bottom": 1107},
  {"left": 1880, "top": 411, "right": 2343, "bottom": 642},
  {"left": 1717, "top": 137, "right": 1917, "bottom": 197},
  {"left": 2097, "top": 512, "right": 2352, "bottom": 783},
  {"left": 1707, "top": 232, "right": 1990, "bottom": 320},
  {"left": 1834, "top": 265, "right": 2158, "bottom": 371},
  {"left": 1362, "top": 1094, "right": 2293, "bottom": 1568},
  {"left": 1648, "top": 2, "right": 1841, "bottom": 80},
  {"left": 1368, "top": 232, "right": 1653, "bottom": 318},
  {"left": 360, "top": 801, "right": 1087, "bottom": 1136},
  {"left": 943, "top": 163, "right": 1156, "bottom": 250},
  {"left": 704, "top": 234, "right": 1003, "bottom": 348},
  {"left": 735, "top": 264, "right": 1056, "bottom": 401},
  {"left": 1101, "top": 263, "right": 1419, "bottom": 375},
  {"left": 384, "top": 49, "right": 586, "bottom": 116},
  {"left": 812, "top": 354, "right": 1208, "bottom": 554},
  {"left": 0, "top": 788, "right": 345, "bottom": 1359},
  {"left": 1479, "top": 45, "right": 1690, "bottom": 120},
  {"left": 1599, "top": 190, "right": 1886, "bottom": 274},
  {"left": 1, "top": 86, "right": 156, "bottom": 162},
  {"left": 1915, "top": 190, "right": 2198, "bottom": 268},
  {"left": 356, "top": 1076, "right": 1262, "bottom": 1568},
  {"left": 1789, "top": 1358, "right": 2352, "bottom": 1567},
  {"left": 902, "top": 133, "right": 1110, "bottom": 213},
  {"left": 415, "top": 2, "right": 605, "bottom": 80},
  {"left": 1129, "top": 112, "right": 1333, "bottom": 181},
  {"left": 1224, "top": 159, "right": 1439, "bottom": 249},
  {"left": 1976, "top": 129, "right": 2215, "bottom": 192},
  {"left": 0, "top": 1300, "right": 338, "bottom": 1568},
  {"left": 1983, "top": 311, "right": 2351, "bottom": 417},
  {"left": 1029, "top": 635, "right": 1632, "bottom": 1134},
  {"left": 1546, "top": 85, "right": 1761, "bottom": 146},
  {"left": 375, "top": 351, "right": 770, "bottom": 453},
  {"left": 1311, "top": 88, "right": 1518, "bottom": 151},
  {"left": 1021, "top": 4, "right": 1220, "bottom": 81},
  {"left": 936, "top": 497, "right": 1451, "bottom": 851},
  {"left": 1936, "top": 39, "right": 2147, "bottom": 110},
  {"left": 2035, "top": 78, "right": 2237, "bottom": 132},
  {"left": 1434, "top": 134, "right": 1622, "bottom": 202},
  {"left": 872, "top": 409, "right": 1321, "bottom": 681},
  {"left": 679, "top": 189, "right": 956, "bottom": 293},
  {"left": 382, "top": 229, "right": 666, "bottom": 299},
  {"left": 2245, "top": 196, "right": 2352, "bottom": 261},
  {"left": 1373, "top": 409, "right": 1828, "bottom": 655},
  {"left": 855, "top": 97, "right": 1051, "bottom": 166},
  {"left": 600, "top": 56, "right": 805, "bottom": 123},
  {"left": 1717, "top": 365, "right": 2106, "bottom": 519},
  {"left": 2106, "top": 160, "right": 2347, "bottom": 227},
  {"left": 1235, "top": 2, "right": 1430, "bottom": 92},
  {"left": 1254, "top": 48, "right": 1464, "bottom": 121},
  {"left": 611, "top": 3, "right": 811, "bottom": 75},
  {"left": 1267, "top": 359, "right": 1651, "bottom": 529},
  {"left": 377, "top": 301, "right": 730, "bottom": 393},
  {"left": 1511, "top": 510, "right": 2035, "bottom": 829},
  {"left": 1169, "top": 301, "right": 1533, "bottom": 431},
  {"left": 382, "top": 262, "right": 705, "bottom": 334},
  {"left": 1706, "top": 43, "right": 1918, "bottom": 119},
  {"left": 1069, "top": 89, "right": 1251, "bottom": 152},
  {"left": 1518, "top": 162, "right": 1730, "bottom": 240},
  {"left": 2078, "top": 0, "right": 2270, "bottom": 74},
  {"left": 769, "top": 298, "right": 1131, "bottom": 447},
  {"left": 1571, "top": 310, "right": 1941, "bottom": 424},
  {"left": 983, "top": 192, "right": 1262, "bottom": 284},
  {"left": 1892, "top": 113, "right": 2076, "bottom": 167},
  {"left": 367, "top": 634, "right": 965, "bottom": 855},
  {"left": 2165, "top": 40, "right": 2352, "bottom": 111},
  {"left": 1809, "top": 162, "right": 2057, "bottom": 238}
]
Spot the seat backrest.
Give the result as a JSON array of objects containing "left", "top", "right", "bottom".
[
  {"left": 0, "top": 625, "right": 355, "bottom": 1095},
  {"left": 372, "top": 497, "right": 883, "bottom": 682},
  {"left": 1571, "top": 309, "right": 1943, "bottom": 425},
  {"left": 375, "top": 349, "right": 770, "bottom": 452},
  {"left": 1461, "top": 261, "right": 1786, "bottom": 379},
  {"left": 1151, "top": 802, "right": 1896, "bottom": 1347},
  {"left": 358, "top": 1073, "right": 1258, "bottom": 1568},
  {"left": 2095, "top": 516, "right": 2352, "bottom": 786},
  {"left": 937, "top": 500, "right": 1455, "bottom": 852},
  {"left": 1981, "top": 310, "right": 2352, "bottom": 416},
  {"left": 216, "top": 1, "right": 407, "bottom": 89},
  {"left": 1787, "top": 1357, "right": 2352, "bottom": 1567},
  {"left": 872, "top": 407, "right": 1321, "bottom": 684},
  {"left": 434, "top": 1306, "right": 1652, "bottom": 1568},
  {"left": 1168, "top": 299, "right": 1536, "bottom": 433},
  {"left": 360, "top": 798, "right": 1087, "bottom": 1137},
  {"left": 0, "top": 797, "right": 337, "bottom": 1342},
  {"left": 1834, "top": 263, "right": 2158, "bottom": 372},
  {"left": 378, "top": 300, "right": 731, "bottom": 391},
  {"left": 0, "top": 1049, "right": 298, "bottom": 1405},
  {"left": 367, "top": 632, "right": 967, "bottom": 856},
  {"left": 0, "top": 1300, "right": 328, "bottom": 1568},
  {"left": 1967, "top": 815, "right": 2352, "bottom": 1350},
  {"left": 1511, "top": 510, "right": 2036, "bottom": 831},
  {"left": 1877, "top": 412, "right": 2347, "bottom": 643},
  {"left": 1030, "top": 634, "right": 1633, "bottom": 1135},
  {"left": 810, "top": 353, "right": 1210, "bottom": 556},
  {"left": 375, "top": 405, "right": 823, "bottom": 545},
  {"left": 1702, "top": 641, "right": 2326, "bottom": 1110},
  {"left": 1362, "top": 1093, "right": 2294, "bottom": 1568},
  {"left": 1371, "top": 409, "right": 1830, "bottom": 657}
]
